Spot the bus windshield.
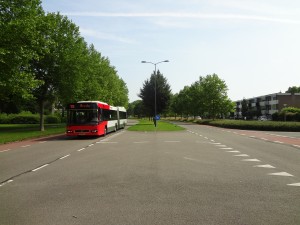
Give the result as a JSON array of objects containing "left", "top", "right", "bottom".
[{"left": 67, "top": 109, "right": 99, "bottom": 125}]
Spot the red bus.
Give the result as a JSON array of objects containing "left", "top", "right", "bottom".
[{"left": 66, "top": 101, "right": 127, "bottom": 136}]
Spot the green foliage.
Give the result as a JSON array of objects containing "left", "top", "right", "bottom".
[
  {"left": 286, "top": 86, "right": 300, "bottom": 94},
  {"left": 195, "top": 119, "right": 300, "bottom": 132},
  {"left": 127, "top": 119, "right": 185, "bottom": 132},
  {"left": 0, "top": 112, "right": 61, "bottom": 124},
  {"left": 171, "top": 74, "right": 234, "bottom": 119},
  {"left": 138, "top": 70, "right": 171, "bottom": 116}
]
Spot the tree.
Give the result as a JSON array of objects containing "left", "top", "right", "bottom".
[
  {"left": 199, "top": 74, "right": 232, "bottom": 119},
  {"left": 286, "top": 86, "right": 300, "bottom": 94},
  {"left": 241, "top": 99, "right": 248, "bottom": 119},
  {"left": 0, "top": 0, "right": 44, "bottom": 112},
  {"left": 138, "top": 70, "right": 171, "bottom": 117}
]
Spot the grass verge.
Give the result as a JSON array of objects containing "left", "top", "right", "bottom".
[
  {"left": 127, "top": 119, "right": 185, "bottom": 132},
  {"left": 0, "top": 124, "right": 66, "bottom": 144}
]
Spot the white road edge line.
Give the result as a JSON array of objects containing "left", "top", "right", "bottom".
[
  {"left": 32, "top": 164, "right": 49, "bottom": 172},
  {"left": 287, "top": 183, "right": 300, "bottom": 186}
]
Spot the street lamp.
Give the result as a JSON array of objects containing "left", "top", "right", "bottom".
[{"left": 141, "top": 60, "right": 169, "bottom": 125}]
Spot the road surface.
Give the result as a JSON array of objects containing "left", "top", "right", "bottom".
[{"left": 1, "top": 121, "right": 300, "bottom": 225}]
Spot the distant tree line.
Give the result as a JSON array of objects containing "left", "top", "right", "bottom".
[
  {"left": 0, "top": 0, "right": 129, "bottom": 130},
  {"left": 129, "top": 73, "right": 234, "bottom": 119}
]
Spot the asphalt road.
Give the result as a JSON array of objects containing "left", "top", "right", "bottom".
[{"left": 1, "top": 121, "right": 300, "bottom": 225}]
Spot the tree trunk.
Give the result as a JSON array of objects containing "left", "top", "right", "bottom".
[{"left": 39, "top": 100, "right": 45, "bottom": 131}]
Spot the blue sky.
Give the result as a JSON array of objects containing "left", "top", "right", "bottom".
[{"left": 41, "top": 0, "right": 300, "bottom": 102}]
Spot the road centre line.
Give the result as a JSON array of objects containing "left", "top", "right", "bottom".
[
  {"left": 59, "top": 154, "right": 70, "bottom": 160},
  {"left": 242, "top": 159, "right": 261, "bottom": 162},
  {"left": 0, "top": 179, "right": 13, "bottom": 187},
  {"left": 268, "top": 172, "right": 294, "bottom": 177},
  {"left": 32, "top": 164, "right": 49, "bottom": 172},
  {"left": 254, "top": 164, "right": 276, "bottom": 169},
  {"left": 77, "top": 148, "right": 85, "bottom": 152},
  {"left": 234, "top": 154, "right": 249, "bottom": 157}
]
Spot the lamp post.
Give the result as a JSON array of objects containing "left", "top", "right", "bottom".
[{"left": 141, "top": 60, "right": 169, "bottom": 125}]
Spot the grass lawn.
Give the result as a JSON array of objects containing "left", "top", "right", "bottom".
[
  {"left": 127, "top": 119, "right": 185, "bottom": 132},
  {"left": 0, "top": 124, "right": 66, "bottom": 144}
]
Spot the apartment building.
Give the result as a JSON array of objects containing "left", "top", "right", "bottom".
[{"left": 235, "top": 93, "right": 300, "bottom": 118}]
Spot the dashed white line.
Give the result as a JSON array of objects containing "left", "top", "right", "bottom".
[
  {"left": 0, "top": 149, "right": 11, "bottom": 153},
  {"left": 226, "top": 150, "right": 240, "bottom": 153},
  {"left": 39, "top": 141, "right": 47, "bottom": 144},
  {"left": 88, "top": 144, "right": 94, "bottom": 147},
  {"left": 274, "top": 141, "right": 284, "bottom": 144},
  {"left": 261, "top": 138, "right": 268, "bottom": 141},
  {"left": 234, "top": 154, "right": 249, "bottom": 157},
  {"left": 253, "top": 164, "right": 276, "bottom": 169},
  {"left": 21, "top": 145, "right": 31, "bottom": 148},
  {"left": 221, "top": 147, "right": 233, "bottom": 150},
  {"left": 77, "top": 148, "right": 85, "bottom": 152},
  {"left": 32, "top": 164, "right": 49, "bottom": 172},
  {"left": 59, "top": 154, "right": 70, "bottom": 160},
  {"left": 0, "top": 180, "right": 13, "bottom": 187},
  {"left": 293, "top": 145, "right": 300, "bottom": 148},
  {"left": 134, "top": 141, "right": 149, "bottom": 144},
  {"left": 287, "top": 183, "right": 300, "bottom": 186},
  {"left": 242, "top": 159, "right": 261, "bottom": 162},
  {"left": 164, "top": 141, "right": 181, "bottom": 143},
  {"left": 268, "top": 172, "right": 294, "bottom": 177}
]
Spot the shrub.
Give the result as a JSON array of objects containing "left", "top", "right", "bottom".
[
  {"left": 10, "top": 115, "right": 39, "bottom": 124},
  {"left": 45, "top": 115, "right": 60, "bottom": 124}
]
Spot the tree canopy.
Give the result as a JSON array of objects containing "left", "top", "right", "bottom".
[{"left": 0, "top": 0, "right": 129, "bottom": 130}]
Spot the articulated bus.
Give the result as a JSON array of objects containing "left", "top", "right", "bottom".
[{"left": 66, "top": 101, "right": 127, "bottom": 136}]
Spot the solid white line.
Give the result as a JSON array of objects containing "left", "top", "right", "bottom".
[
  {"left": 268, "top": 172, "right": 294, "bottom": 177},
  {"left": 59, "top": 154, "right": 70, "bottom": 160},
  {"left": 0, "top": 180, "right": 13, "bottom": 187},
  {"left": 77, "top": 148, "right": 85, "bottom": 152},
  {"left": 32, "top": 164, "right": 49, "bottom": 172}
]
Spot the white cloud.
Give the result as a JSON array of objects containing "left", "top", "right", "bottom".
[{"left": 80, "top": 28, "right": 137, "bottom": 44}]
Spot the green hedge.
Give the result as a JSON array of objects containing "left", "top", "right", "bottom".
[
  {"left": 0, "top": 113, "right": 62, "bottom": 124},
  {"left": 196, "top": 119, "right": 300, "bottom": 131}
]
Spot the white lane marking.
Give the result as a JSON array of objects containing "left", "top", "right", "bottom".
[
  {"left": 0, "top": 180, "right": 13, "bottom": 187},
  {"left": 97, "top": 142, "right": 118, "bottom": 144},
  {"left": 165, "top": 141, "right": 181, "bottom": 143},
  {"left": 210, "top": 140, "right": 215, "bottom": 142},
  {"left": 261, "top": 138, "right": 268, "bottom": 141},
  {"left": 204, "top": 137, "right": 209, "bottom": 139},
  {"left": 39, "top": 141, "right": 47, "bottom": 144},
  {"left": 226, "top": 150, "right": 240, "bottom": 153},
  {"left": 210, "top": 143, "right": 222, "bottom": 145},
  {"left": 240, "top": 134, "right": 246, "bottom": 136},
  {"left": 254, "top": 164, "right": 276, "bottom": 169},
  {"left": 274, "top": 141, "right": 283, "bottom": 144},
  {"left": 250, "top": 136, "right": 256, "bottom": 138},
  {"left": 59, "top": 154, "right": 70, "bottom": 160},
  {"left": 0, "top": 149, "right": 11, "bottom": 153},
  {"left": 287, "top": 183, "right": 300, "bottom": 186},
  {"left": 242, "top": 159, "right": 261, "bottom": 162},
  {"left": 216, "top": 145, "right": 227, "bottom": 147},
  {"left": 234, "top": 154, "right": 249, "bottom": 157},
  {"left": 268, "top": 172, "right": 294, "bottom": 177},
  {"left": 88, "top": 144, "right": 94, "bottom": 147},
  {"left": 32, "top": 164, "right": 49, "bottom": 172},
  {"left": 77, "top": 148, "right": 85, "bottom": 152},
  {"left": 184, "top": 157, "right": 200, "bottom": 162},
  {"left": 21, "top": 145, "right": 31, "bottom": 148},
  {"left": 221, "top": 147, "right": 233, "bottom": 150},
  {"left": 293, "top": 145, "right": 300, "bottom": 148},
  {"left": 134, "top": 141, "right": 149, "bottom": 144}
]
